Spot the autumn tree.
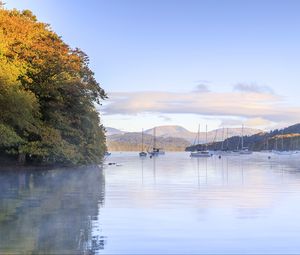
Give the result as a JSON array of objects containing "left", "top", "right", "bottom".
[{"left": 0, "top": 8, "right": 107, "bottom": 165}]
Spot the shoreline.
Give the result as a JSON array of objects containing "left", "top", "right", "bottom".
[{"left": 0, "top": 161, "right": 104, "bottom": 172}]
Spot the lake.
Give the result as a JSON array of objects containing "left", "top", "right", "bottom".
[{"left": 1, "top": 152, "right": 300, "bottom": 254}]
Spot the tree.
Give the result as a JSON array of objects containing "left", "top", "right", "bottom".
[{"left": 0, "top": 8, "right": 107, "bottom": 165}]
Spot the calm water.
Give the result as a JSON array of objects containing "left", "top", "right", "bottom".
[{"left": 1, "top": 152, "right": 300, "bottom": 254}]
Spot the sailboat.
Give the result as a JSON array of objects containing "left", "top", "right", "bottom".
[
  {"left": 148, "top": 127, "right": 165, "bottom": 156},
  {"left": 190, "top": 124, "right": 212, "bottom": 158},
  {"left": 239, "top": 125, "right": 252, "bottom": 155},
  {"left": 273, "top": 130, "right": 294, "bottom": 155},
  {"left": 139, "top": 129, "right": 147, "bottom": 157},
  {"left": 218, "top": 127, "right": 232, "bottom": 156}
]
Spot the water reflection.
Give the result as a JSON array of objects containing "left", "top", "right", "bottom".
[
  {"left": 0, "top": 166, "right": 105, "bottom": 254},
  {"left": 99, "top": 152, "right": 300, "bottom": 254},
  {"left": 2, "top": 153, "right": 300, "bottom": 254}
]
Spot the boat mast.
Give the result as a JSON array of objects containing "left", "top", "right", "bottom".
[
  {"left": 141, "top": 129, "right": 144, "bottom": 152},
  {"left": 206, "top": 124, "right": 208, "bottom": 150},
  {"left": 213, "top": 129, "right": 218, "bottom": 151},
  {"left": 281, "top": 130, "right": 284, "bottom": 151},
  {"left": 226, "top": 128, "right": 229, "bottom": 150},
  {"left": 153, "top": 127, "right": 156, "bottom": 149},
  {"left": 197, "top": 124, "right": 200, "bottom": 145},
  {"left": 197, "top": 124, "right": 200, "bottom": 151},
  {"left": 241, "top": 124, "right": 244, "bottom": 149},
  {"left": 221, "top": 127, "right": 225, "bottom": 150}
]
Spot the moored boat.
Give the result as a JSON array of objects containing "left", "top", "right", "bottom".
[
  {"left": 139, "top": 129, "right": 147, "bottom": 157},
  {"left": 148, "top": 127, "right": 165, "bottom": 156},
  {"left": 238, "top": 125, "right": 253, "bottom": 155},
  {"left": 148, "top": 148, "right": 165, "bottom": 156},
  {"left": 139, "top": 151, "right": 147, "bottom": 157},
  {"left": 190, "top": 150, "right": 212, "bottom": 157},
  {"left": 239, "top": 147, "right": 252, "bottom": 154},
  {"left": 190, "top": 124, "right": 212, "bottom": 158}
]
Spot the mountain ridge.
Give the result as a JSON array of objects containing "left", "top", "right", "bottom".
[
  {"left": 105, "top": 125, "right": 262, "bottom": 151},
  {"left": 106, "top": 125, "right": 262, "bottom": 143}
]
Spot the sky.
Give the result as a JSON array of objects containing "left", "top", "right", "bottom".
[{"left": 6, "top": 0, "right": 300, "bottom": 132}]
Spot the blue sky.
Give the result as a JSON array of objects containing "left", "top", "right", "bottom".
[{"left": 6, "top": 0, "right": 300, "bottom": 132}]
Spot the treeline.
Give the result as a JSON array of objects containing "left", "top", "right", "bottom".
[
  {"left": 0, "top": 8, "right": 106, "bottom": 165},
  {"left": 186, "top": 123, "right": 300, "bottom": 152}
]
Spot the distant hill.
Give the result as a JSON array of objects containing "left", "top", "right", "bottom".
[
  {"left": 105, "top": 125, "right": 262, "bottom": 151},
  {"left": 186, "top": 123, "right": 300, "bottom": 152},
  {"left": 145, "top": 125, "right": 261, "bottom": 143},
  {"left": 145, "top": 125, "right": 191, "bottom": 137},
  {"left": 105, "top": 127, "right": 124, "bottom": 136},
  {"left": 107, "top": 132, "right": 190, "bottom": 151}
]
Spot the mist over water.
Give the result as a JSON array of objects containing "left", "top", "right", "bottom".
[
  {"left": 0, "top": 166, "right": 105, "bottom": 254},
  {"left": 1, "top": 153, "right": 300, "bottom": 254}
]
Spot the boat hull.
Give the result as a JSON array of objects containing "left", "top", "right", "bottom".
[
  {"left": 239, "top": 151, "right": 253, "bottom": 155},
  {"left": 148, "top": 151, "right": 165, "bottom": 156},
  {"left": 190, "top": 151, "right": 212, "bottom": 158}
]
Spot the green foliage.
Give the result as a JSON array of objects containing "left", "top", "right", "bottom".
[
  {"left": 0, "top": 124, "right": 24, "bottom": 147},
  {"left": 0, "top": 8, "right": 106, "bottom": 165}
]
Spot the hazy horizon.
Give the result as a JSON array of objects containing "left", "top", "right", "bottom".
[{"left": 105, "top": 124, "right": 272, "bottom": 134}]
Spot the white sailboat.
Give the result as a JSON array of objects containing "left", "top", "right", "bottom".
[
  {"left": 139, "top": 129, "right": 147, "bottom": 157},
  {"left": 190, "top": 124, "right": 212, "bottom": 158},
  {"left": 148, "top": 127, "right": 165, "bottom": 156},
  {"left": 239, "top": 125, "right": 252, "bottom": 155}
]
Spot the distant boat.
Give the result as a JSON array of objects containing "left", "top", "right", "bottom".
[
  {"left": 148, "top": 127, "right": 165, "bottom": 156},
  {"left": 139, "top": 151, "right": 147, "bottom": 157},
  {"left": 215, "top": 128, "right": 232, "bottom": 156},
  {"left": 148, "top": 148, "right": 165, "bottom": 156},
  {"left": 139, "top": 129, "right": 147, "bottom": 157},
  {"left": 190, "top": 124, "right": 212, "bottom": 158},
  {"left": 239, "top": 148, "right": 252, "bottom": 154},
  {"left": 273, "top": 130, "right": 294, "bottom": 155},
  {"left": 239, "top": 125, "right": 252, "bottom": 155},
  {"left": 190, "top": 150, "right": 212, "bottom": 157}
]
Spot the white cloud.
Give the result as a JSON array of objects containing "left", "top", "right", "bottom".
[
  {"left": 244, "top": 117, "right": 275, "bottom": 128},
  {"left": 103, "top": 89, "right": 300, "bottom": 129}
]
